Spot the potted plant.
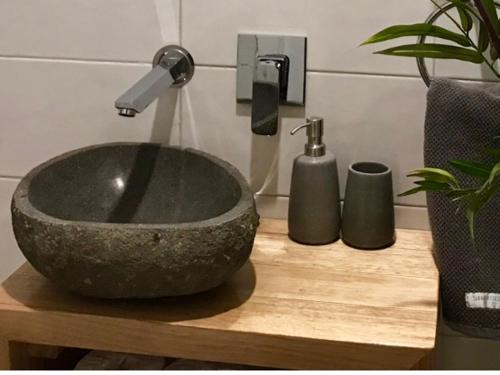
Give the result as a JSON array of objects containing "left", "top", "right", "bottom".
[{"left": 363, "top": 0, "right": 500, "bottom": 338}]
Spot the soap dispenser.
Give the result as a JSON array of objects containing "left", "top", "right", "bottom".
[{"left": 288, "top": 116, "right": 341, "bottom": 245}]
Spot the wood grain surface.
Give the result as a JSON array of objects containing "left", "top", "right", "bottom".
[
  {"left": 0, "top": 219, "right": 439, "bottom": 369},
  {"left": 0, "top": 338, "right": 8, "bottom": 369}
]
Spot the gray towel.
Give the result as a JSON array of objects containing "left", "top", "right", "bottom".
[{"left": 425, "top": 78, "right": 500, "bottom": 338}]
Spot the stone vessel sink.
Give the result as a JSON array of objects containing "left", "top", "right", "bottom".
[{"left": 11, "top": 143, "right": 259, "bottom": 298}]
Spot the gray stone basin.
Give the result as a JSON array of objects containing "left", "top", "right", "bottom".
[{"left": 11, "top": 143, "right": 259, "bottom": 298}]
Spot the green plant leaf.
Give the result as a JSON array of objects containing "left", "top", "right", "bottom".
[
  {"left": 398, "top": 186, "right": 426, "bottom": 197},
  {"left": 458, "top": 5, "right": 474, "bottom": 32},
  {"left": 407, "top": 167, "right": 460, "bottom": 187},
  {"left": 374, "top": 44, "right": 484, "bottom": 64},
  {"left": 447, "top": 188, "right": 477, "bottom": 200},
  {"left": 466, "top": 206, "right": 477, "bottom": 244},
  {"left": 441, "top": 0, "right": 475, "bottom": 31},
  {"left": 481, "top": 0, "right": 500, "bottom": 34},
  {"left": 361, "top": 24, "right": 471, "bottom": 47},
  {"left": 465, "top": 186, "right": 499, "bottom": 246},
  {"left": 486, "top": 161, "right": 500, "bottom": 186},
  {"left": 461, "top": 164, "right": 500, "bottom": 246},
  {"left": 449, "top": 159, "right": 492, "bottom": 179},
  {"left": 444, "top": 0, "right": 482, "bottom": 17},
  {"left": 491, "top": 46, "right": 499, "bottom": 62},
  {"left": 485, "top": 148, "right": 500, "bottom": 158},
  {"left": 398, "top": 167, "right": 460, "bottom": 196},
  {"left": 484, "top": 137, "right": 500, "bottom": 159},
  {"left": 414, "top": 180, "right": 455, "bottom": 191},
  {"left": 478, "top": 22, "right": 491, "bottom": 52}
]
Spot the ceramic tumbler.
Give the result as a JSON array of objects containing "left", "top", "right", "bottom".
[{"left": 341, "top": 162, "right": 395, "bottom": 250}]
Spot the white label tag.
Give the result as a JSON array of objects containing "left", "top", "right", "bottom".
[{"left": 466, "top": 293, "right": 500, "bottom": 309}]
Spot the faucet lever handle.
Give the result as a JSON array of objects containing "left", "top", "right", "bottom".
[{"left": 251, "top": 54, "right": 289, "bottom": 136}]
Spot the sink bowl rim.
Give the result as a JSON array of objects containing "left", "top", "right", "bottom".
[{"left": 13, "top": 142, "right": 256, "bottom": 230}]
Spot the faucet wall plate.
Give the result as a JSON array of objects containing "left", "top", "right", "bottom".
[
  {"left": 153, "top": 45, "right": 195, "bottom": 87},
  {"left": 237, "top": 34, "right": 306, "bottom": 106}
]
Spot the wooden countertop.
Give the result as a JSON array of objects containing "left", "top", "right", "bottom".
[{"left": 0, "top": 219, "right": 439, "bottom": 369}]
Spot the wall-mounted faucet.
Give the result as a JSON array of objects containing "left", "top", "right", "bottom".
[
  {"left": 236, "top": 34, "right": 306, "bottom": 136},
  {"left": 251, "top": 55, "right": 289, "bottom": 135},
  {"left": 115, "top": 45, "right": 195, "bottom": 117}
]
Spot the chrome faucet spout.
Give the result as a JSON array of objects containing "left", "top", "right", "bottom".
[
  {"left": 114, "top": 45, "right": 195, "bottom": 117},
  {"left": 118, "top": 108, "right": 138, "bottom": 117}
]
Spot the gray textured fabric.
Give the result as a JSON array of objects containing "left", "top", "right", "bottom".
[{"left": 425, "top": 79, "right": 500, "bottom": 338}]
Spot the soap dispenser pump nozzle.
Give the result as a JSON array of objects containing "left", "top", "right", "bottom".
[{"left": 290, "top": 116, "right": 326, "bottom": 157}]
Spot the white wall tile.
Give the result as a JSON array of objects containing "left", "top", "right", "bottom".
[
  {"left": 0, "top": 178, "right": 25, "bottom": 282},
  {"left": 256, "top": 195, "right": 430, "bottom": 230},
  {"left": 0, "top": 0, "right": 179, "bottom": 62},
  {"left": 394, "top": 205, "right": 430, "bottom": 230},
  {"left": 434, "top": 54, "right": 499, "bottom": 82},
  {"left": 0, "top": 58, "right": 180, "bottom": 177},
  {"left": 1, "top": 1, "right": 499, "bottom": 365},
  {"left": 182, "top": 67, "right": 428, "bottom": 206},
  {"left": 181, "top": 0, "right": 434, "bottom": 75}
]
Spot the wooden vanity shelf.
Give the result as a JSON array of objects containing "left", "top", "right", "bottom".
[{"left": 0, "top": 219, "right": 438, "bottom": 370}]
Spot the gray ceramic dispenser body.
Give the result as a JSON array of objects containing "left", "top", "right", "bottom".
[
  {"left": 288, "top": 117, "right": 341, "bottom": 245},
  {"left": 341, "top": 162, "right": 395, "bottom": 250}
]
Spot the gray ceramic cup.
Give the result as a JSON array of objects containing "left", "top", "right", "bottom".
[{"left": 341, "top": 162, "right": 395, "bottom": 250}]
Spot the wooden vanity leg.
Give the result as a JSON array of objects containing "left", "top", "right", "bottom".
[
  {"left": 0, "top": 338, "right": 16, "bottom": 370},
  {"left": 0, "top": 339, "right": 36, "bottom": 370},
  {"left": 411, "top": 351, "right": 434, "bottom": 370},
  {"left": 0, "top": 338, "right": 8, "bottom": 369}
]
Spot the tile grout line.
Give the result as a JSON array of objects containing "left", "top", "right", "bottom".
[
  {"left": 0, "top": 176, "right": 21, "bottom": 181},
  {"left": 178, "top": 0, "right": 184, "bottom": 147},
  {"left": 0, "top": 54, "right": 496, "bottom": 84},
  {"left": 193, "top": 63, "right": 425, "bottom": 80},
  {"left": 0, "top": 55, "right": 150, "bottom": 66},
  {"left": 178, "top": 0, "right": 183, "bottom": 45},
  {"left": 193, "top": 64, "right": 500, "bottom": 84},
  {"left": 257, "top": 194, "right": 427, "bottom": 209},
  {"left": 0, "top": 55, "right": 419, "bottom": 80}
]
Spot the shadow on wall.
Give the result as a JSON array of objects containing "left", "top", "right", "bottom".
[
  {"left": 150, "top": 89, "right": 178, "bottom": 145},
  {"left": 236, "top": 103, "right": 305, "bottom": 195}
]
